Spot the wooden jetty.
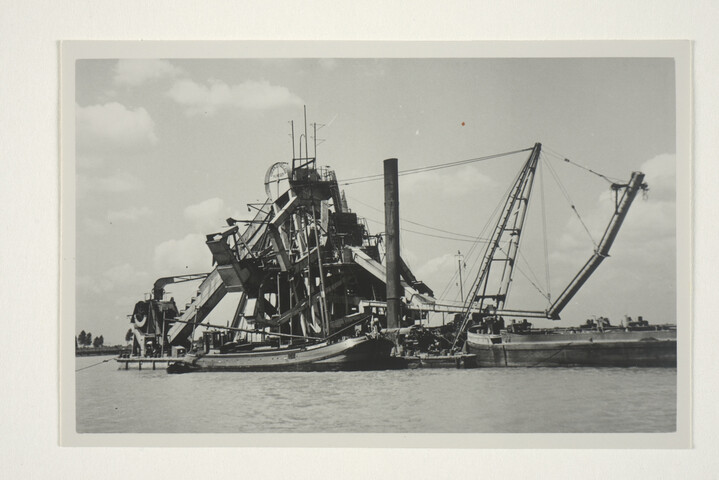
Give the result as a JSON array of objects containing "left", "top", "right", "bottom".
[{"left": 115, "top": 357, "right": 186, "bottom": 370}]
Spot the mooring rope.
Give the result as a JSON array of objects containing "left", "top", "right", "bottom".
[{"left": 75, "top": 358, "right": 113, "bottom": 372}]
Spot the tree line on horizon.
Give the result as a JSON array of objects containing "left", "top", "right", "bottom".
[
  {"left": 76, "top": 330, "right": 104, "bottom": 348},
  {"left": 74, "top": 329, "right": 135, "bottom": 349}
]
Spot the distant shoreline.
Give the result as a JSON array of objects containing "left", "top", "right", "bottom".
[{"left": 76, "top": 346, "right": 129, "bottom": 357}]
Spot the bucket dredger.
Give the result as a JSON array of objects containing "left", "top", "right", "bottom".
[{"left": 126, "top": 117, "right": 433, "bottom": 361}]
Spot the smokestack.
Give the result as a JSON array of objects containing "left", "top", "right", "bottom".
[{"left": 384, "top": 158, "right": 401, "bottom": 329}]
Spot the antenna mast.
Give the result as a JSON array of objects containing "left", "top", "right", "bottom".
[
  {"left": 290, "top": 121, "right": 295, "bottom": 159},
  {"left": 456, "top": 250, "right": 465, "bottom": 302},
  {"left": 303, "top": 105, "right": 309, "bottom": 160}
]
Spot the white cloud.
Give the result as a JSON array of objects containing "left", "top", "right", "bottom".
[
  {"left": 166, "top": 79, "right": 303, "bottom": 116},
  {"left": 154, "top": 234, "right": 214, "bottom": 274},
  {"left": 106, "top": 263, "right": 147, "bottom": 286},
  {"left": 640, "top": 153, "right": 675, "bottom": 202},
  {"left": 416, "top": 252, "right": 455, "bottom": 282},
  {"left": 77, "top": 171, "right": 141, "bottom": 197},
  {"left": 401, "top": 165, "right": 493, "bottom": 198},
  {"left": 542, "top": 154, "right": 676, "bottom": 323},
  {"left": 554, "top": 153, "right": 675, "bottom": 257},
  {"left": 78, "top": 263, "right": 149, "bottom": 294},
  {"left": 77, "top": 102, "right": 158, "bottom": 153},
  {"left": 107, "top": 206, "right": 152, "bottom": 223},
  {"left": 184, "top": 197, "right": 224, "bottom": 225},
  {"left": 98, "top": 172, "right": 140, "bottom": 192},
  {"left": 414, "top": 252, "right": 473, "bottom": 303},
  {"left": 183, "top": 197, "right": 240, "bottom": 233},
  {"left": 114, "top": 59, "right": 183, "bottom": 86}
]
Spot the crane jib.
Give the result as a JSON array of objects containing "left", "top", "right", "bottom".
[{"left": 451, "top": 147, "right": 647, "bottom": 350}]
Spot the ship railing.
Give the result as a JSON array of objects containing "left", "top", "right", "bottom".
[{"left": 317, "top": 166, "right": 336, "bottom": 183}]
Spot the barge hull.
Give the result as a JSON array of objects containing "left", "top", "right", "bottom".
[
  {"left": 465, "top": 329, "right": 677, "bottom": 367},
  {"left": 169, "top": 336, "right": 397, "bottom": 372},
  {"left": 466, "top": 339, "right": 677, "bottom": 367}
]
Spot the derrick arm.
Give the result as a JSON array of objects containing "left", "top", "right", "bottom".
[
  {"left": 450, "top": 143, "right": 542, "bottom": 350},
  {"left": 546, "top": 171, "right": 647, "bottom": 319}
]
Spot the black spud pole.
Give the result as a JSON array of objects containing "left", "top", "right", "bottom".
[{"left": 384, "top": 158, "right": 401, "bottom": 330}]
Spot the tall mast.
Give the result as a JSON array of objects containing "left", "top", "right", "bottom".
[{"left": 451, "top": 143, "right": 541, "bottom": 349}]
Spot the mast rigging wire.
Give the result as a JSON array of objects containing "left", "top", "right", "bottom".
[
  {"left": 538, "top": 159, "right": 552, "bottom": 305},
  {"left": 338, "top": 147, "right": 533, "bottom": 186},
  {"left": 542, "top": 145, "right": 623, "bottom": 184},
  {"left": 436, "top": 168, "right": 521, "bottom": 303},
  {"left": 498, "top": 244, "right": 551, "bottom": 302},
  {"left": 543, "top": 157, "right": 599, "bottom": 249},
  {"left": 363, "top": 216, "right": 490, "bottom": 244},
  {"left": 342, "top": 144, "right": 613, "bottom": 309},
  {"left": 349, "top": 196, "right": 486, "bottom": 241},
  {"left": 340, "top": 146, "right": 533, "bottom": 304}
]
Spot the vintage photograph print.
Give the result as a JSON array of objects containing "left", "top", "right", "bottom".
[{"left": 61, "top": 42, "right": 690, "bottom": 446}]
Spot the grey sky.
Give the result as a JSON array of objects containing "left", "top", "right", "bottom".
[{"left": 75, "top": 57, "right": 676, "bottom": 344}]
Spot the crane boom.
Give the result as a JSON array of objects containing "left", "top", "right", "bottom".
[{"left": 546, "top": 171, "right": 647, "bottom": 319}]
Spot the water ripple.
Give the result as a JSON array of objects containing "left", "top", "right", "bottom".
[{"left": 76, "top": 357, "right": 676, "bottom": 433}]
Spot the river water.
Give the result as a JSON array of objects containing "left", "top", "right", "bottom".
[{"left": 75, "top": 356, "right": 676, "bottom": 433}]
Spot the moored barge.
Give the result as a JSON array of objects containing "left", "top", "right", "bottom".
[{"left": 465, "top": 324, "right": 676, "bottom": 367}]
